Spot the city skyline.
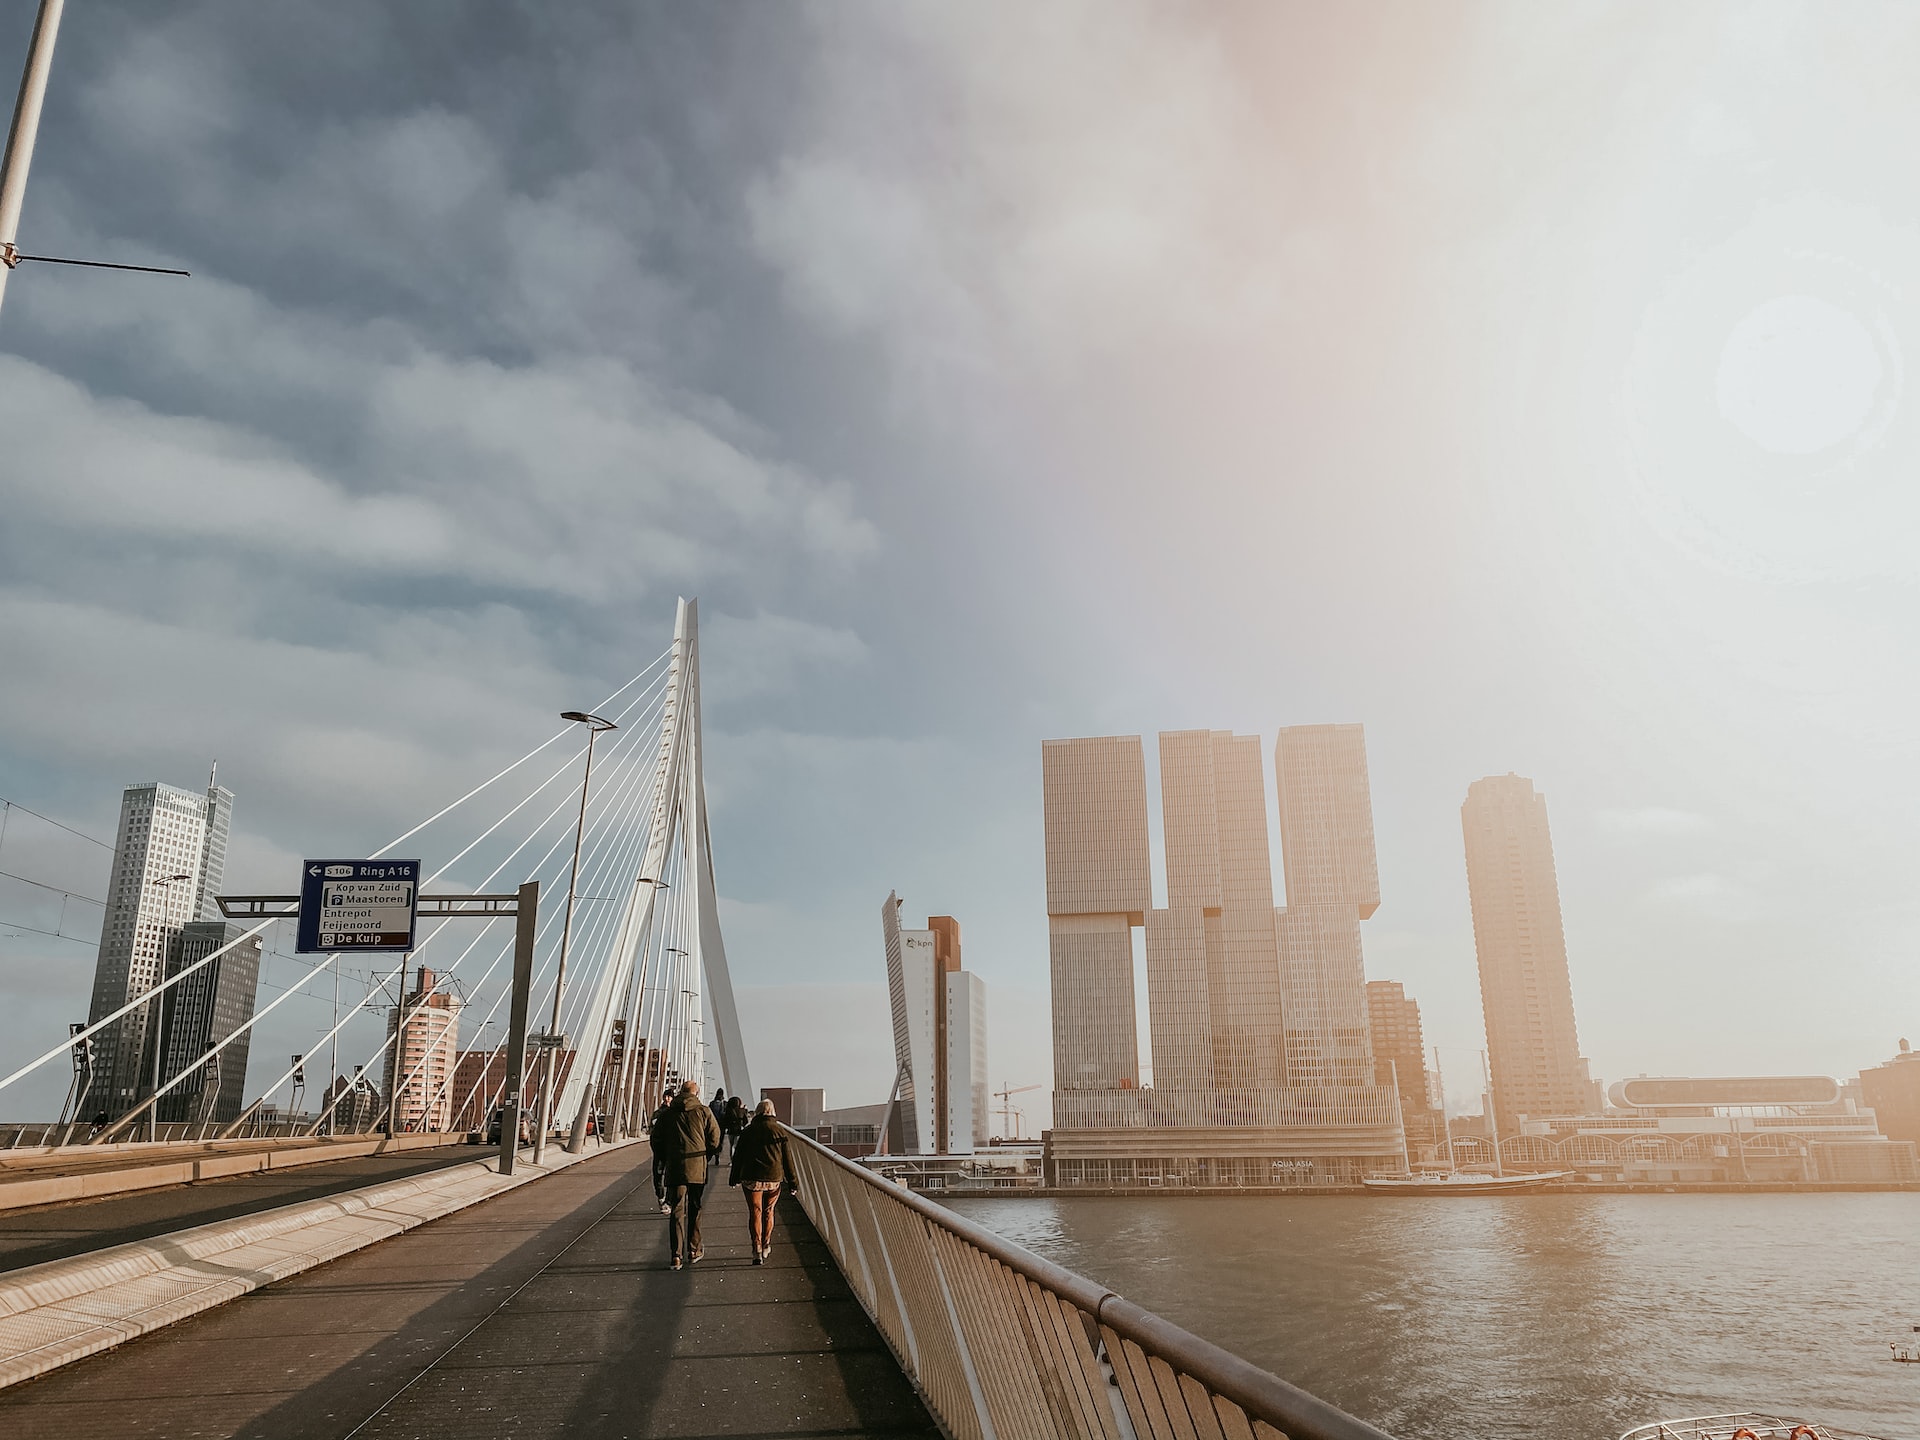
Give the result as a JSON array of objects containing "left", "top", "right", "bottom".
[
  {"left": 8, "top": 722, "right": 1905, "bottom": 1131},
  {"left": 1, "top": 5, "right": 1915, "bottom": 1127}
]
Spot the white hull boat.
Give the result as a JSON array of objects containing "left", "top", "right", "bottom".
[{"left": 1362, "top": 1169, "right": 1567, "bottom": 1194}]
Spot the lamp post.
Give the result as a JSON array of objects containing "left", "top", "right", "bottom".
[
  {"left": 144, "top": 872, "right": 192, "bottom": 1142},
  {"left": 609, "top": 876, "right": 667, "bottom": 1141},
  {"left": 0, "top": 0, "right": 65, "bottom": 323},
  {"left": 534, "top": 710, "right": 617, "bottom": 1165}
]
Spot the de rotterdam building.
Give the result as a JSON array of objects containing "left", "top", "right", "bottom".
[{"left": 1041, "top": 727, "right": 1405, "bottom": 1186}]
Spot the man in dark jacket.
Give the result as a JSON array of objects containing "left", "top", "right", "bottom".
[
  {"left": 655, "top": 1080, "right": 721, "bottom": 1269},
  {"left": 646, "top": 1092, "right": 676, "bottom": 1213},
  {"left": 722, "top": 1094, "right": 749, "bottom": 1157}
]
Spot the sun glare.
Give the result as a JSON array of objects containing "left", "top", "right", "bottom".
[{"left": 1715, "top": 294, "right": 1884, "bottom": 455}]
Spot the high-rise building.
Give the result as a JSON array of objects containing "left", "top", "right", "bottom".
[
  {"left": 1461, "top": 774, "right": 1593, "bottom": 1130},
  {"left": 1274, "top": 725, "right": 1379, "bottom": 1089},
  {"left": 86, "top": 771, "right": 236, "bottom": 1121},
  {"left": 1042, "top": 731, "right": 1403, "bottom": 1186},
  {"left": 323, "top": 1069, "right": 382, "bottom": 1133},
  {"left": 881, "top": 894, "right": 989, "bottom": 1154},
  {"left": 383, "top": 968, "right": 460, "bottom": 1132},
  {"left": 1365, "top": 980, "right": 1442, "bottom": 1149},
  {"left": 155, "top": 922, "right": 263, "bottom": 1126},
  {"left": 1041, "top": 737, "right": 1151, "bottom": 1099}
]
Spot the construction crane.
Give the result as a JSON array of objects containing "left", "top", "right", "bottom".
[{"left": 994, "top": 1082, "right": 1041, "bottom": 1140}]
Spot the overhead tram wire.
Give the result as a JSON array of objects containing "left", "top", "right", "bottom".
[
  {"left": 630, "top": 832, "right": 691, "bottom": 1107},
  {"left": 567, "top": 750, "right": 691, "bottom": 1129},
  {"left": 224, "top": 661, "right": 680, "bottom": 1133},
  {"left": 310, "top": 685, "right": 672, "bottom": 1136},
  {"left": 372, "top": 722, "right": 665, "bottom": 1137},
  {"left": 235, "top": 645, "right": 679, "bottom": 1137},
  {"left": 0, "top": 796, "right": 120, "bottom": 854},
  {"left": 447, "top": 689, "right": 692, "bottom": 1138},
  {"left": 301, "top": 716, "right": 665, "bottom": 1137},
  {"left": 445, "top": 727, "right": 671, "bottom": 1138},
  {"left": 14, "top": 646, "right": 679, "bottom": 1119}
]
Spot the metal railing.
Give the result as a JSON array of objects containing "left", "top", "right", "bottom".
[{"left": 784, "top": 1126, "right": 1395, "bottom": 1440}]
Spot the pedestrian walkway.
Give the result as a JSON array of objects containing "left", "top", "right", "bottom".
[{"left": 0, "top": 1141, "right": 939, "bottom": 1439}]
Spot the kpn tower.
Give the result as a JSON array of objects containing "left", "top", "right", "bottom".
[
  {"left": 1040, "top": 726, "right": 1405, "bottom": 1187},
  {"left": 881, "top": 895, "right": 989, "bottom": 1155}
]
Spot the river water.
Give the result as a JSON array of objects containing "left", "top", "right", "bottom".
[{"left": 943, "top": 1193, "right": 1919, "bottom": 1440}]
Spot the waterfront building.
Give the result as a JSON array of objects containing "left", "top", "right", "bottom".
[
  {"left": 1041, "top": 732, "right": 1403, "bottom": 1187},
  {"left": 1461, "top": 774, "right": 1594, "bottom": 1131},
  {"left": 1274, "top": 725, "right": 1379, "bottom": 1089},
  {"left": 86, "top": 772, "right": 236, "bottom": 1121},
  {"left": 1365, "top": 980, "right": 1443, "bottom": 1150},
  {"left": 154, "top": 922, "right": 263, "bottom": 1125},
  {"left": 1430, "top": 1074, "right": 1918, "bottom": 1183},
  {"left": 1859, "top": 1039, "right": 1920, "bottom": 1147},
  {"left": 816, "top": 1100, "right": 888, "bottom": 1155},
  {"left": 1042, "top": 737, "right": 1151, "bottom": 1098},
  {"left": 383, "top": 968, "right": 460, "bottom": 1132},
  {"left": 881, "top": 895, "right": 989, "bottom": 1154}
]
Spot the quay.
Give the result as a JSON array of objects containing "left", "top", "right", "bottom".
[
  {"left": 0, "top": 1129, "right": 1393, "bottom": 1440},
  {"left": 925, "top": 1179, "right": 1920, "bottom": 1199}
]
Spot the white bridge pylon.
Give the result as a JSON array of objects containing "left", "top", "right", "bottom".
[{"left": 556, "top": 597, "right": 752, "bottom": 1133}]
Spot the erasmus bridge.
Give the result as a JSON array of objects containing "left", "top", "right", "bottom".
[
  {"left": 0, "top": 597, "right": 1388, "bottom": 1440},
  {"left": 0, "top": 9, "right": 1388, "bottom": 1428}
]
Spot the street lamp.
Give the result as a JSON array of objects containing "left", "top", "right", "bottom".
[
  {"left": 534, "top": 710, "right": 617, "bottom": 1165},
  {"left": 608, "top": 882, "right": 667, "bottom": 1141},
  {"left": 145, "top": 872, "right": 192, "bottom": 1142}
]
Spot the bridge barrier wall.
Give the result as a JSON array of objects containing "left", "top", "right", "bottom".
[
  {"left": 0, "top": 1132, "right": 466, "bottom": 1212},
  {"left": 783, "top": 1126, "right": 1395, "bottom": 1440}
]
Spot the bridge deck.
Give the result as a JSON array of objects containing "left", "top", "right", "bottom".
[{"left": 0, "top": 1141, "right": 939, "bottom": 1439}]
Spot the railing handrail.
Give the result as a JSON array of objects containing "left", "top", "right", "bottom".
[{"left": 781, "top": 1124, "right": 1396, "bottom": 1440}]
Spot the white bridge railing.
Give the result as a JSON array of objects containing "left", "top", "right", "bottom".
[{"left": 784, "top": 1127, "right": 1395, "bottom": 1440}]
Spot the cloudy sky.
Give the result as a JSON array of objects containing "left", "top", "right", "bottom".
[{"left": 3, "top": 2, "right": 1918, "bottom": 1125}]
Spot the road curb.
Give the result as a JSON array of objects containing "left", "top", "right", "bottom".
[{"left": 0, "top": 1137, "right": 638, "bottom": 1390}]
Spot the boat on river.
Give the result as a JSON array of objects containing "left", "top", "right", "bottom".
[
  {"left": 1362, "top": 1168, "right": 1566, "bottom": 1194},
  {"left": 1618, "top": 1413, "right": 1898, "bottom": 1440},
  {"left": 1367, "top": 1047, "right": 1567, "bottom": 1192}
]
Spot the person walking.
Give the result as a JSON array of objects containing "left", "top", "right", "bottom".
[
  {"left": 657, "top": 1080, "right": 720, "bottom": 1270},
  {"left": 723, "top": 1094, "right": 749, "bottom": 1158},
  {"left": 646, "top": 1090, "right": 676, "bottom": 1214},
  {"left": 728, "top": 1099, "right": 793, "bottom": 1265}
]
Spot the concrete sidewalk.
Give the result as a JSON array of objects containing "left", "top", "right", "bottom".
[
  {"left": 0, "top": 1142, "right": 939, "bottom": 1438},
  {"left": 0, "top": 1133, "right": 464, "bottom": 1214},
  {"left": 0, "top": 1144, "right": 476, "bottom": 1273}
]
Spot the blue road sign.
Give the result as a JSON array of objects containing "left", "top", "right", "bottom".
[{"left": 296, "top": 859, "right": 421, "bottom": 954}]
